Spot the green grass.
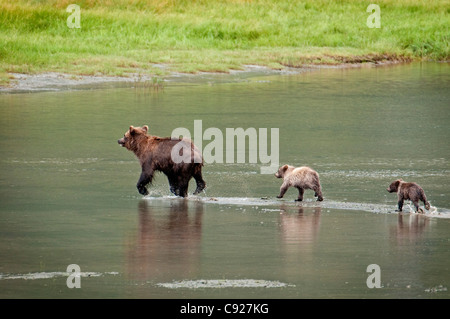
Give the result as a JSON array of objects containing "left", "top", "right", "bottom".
[{"left": 0, "top": 0, "right": 448, "bottom": 85}]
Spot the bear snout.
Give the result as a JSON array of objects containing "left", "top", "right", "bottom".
[{"left": 118, "top": 138, "right": 125, "bottom": 146}]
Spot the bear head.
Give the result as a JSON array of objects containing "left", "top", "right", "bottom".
[
  {"left": 118, "top": 125, "right": 149, "bottom": 151},
  {"left": 275, "top": 164, "right": 290, "bottom": 179},
  {"left": 387, "top": 179, "right": 402, "bottom": 193}
]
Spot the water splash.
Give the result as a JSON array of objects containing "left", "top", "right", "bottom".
[
  {"left": 157, "top": 279, "right": 295, "bottom": 289},
  {"left": 144, "top": 196, "right": 450, "bottom": 218},
  {"left": 424, "top": 285, "right": 447, "bottom": 293}
]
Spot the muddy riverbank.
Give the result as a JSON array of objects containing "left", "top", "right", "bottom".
[{"left": 0, "top": 61, "right": 402, "bottom": 94}]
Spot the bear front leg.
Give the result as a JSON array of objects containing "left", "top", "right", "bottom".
[
  {"left": 396, "top": 197, "right": 404, "bottom": 212},
  {"left": 137, "top": 170, "right": 153, "bottom": 196},
  {"left": 295, "top": 188, "right": 304, "bottom": 202},
  {"left": 277, "top": 182, "right": 289, "bottom": 199}
]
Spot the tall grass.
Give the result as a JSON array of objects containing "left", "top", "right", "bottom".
[{"left": 0, "top": 0, "right": 448, "bottom": 84}]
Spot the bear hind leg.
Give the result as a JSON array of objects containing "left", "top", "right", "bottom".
[
  {"left": 167, "top": 175, "right": 181, "bottom": 196},
  {"left": 176, "top": 175, "right": 192, "bottom": 198},
  {"left": 412, "top": 200, "right": 424, "bottom": 213},
  {"left": 421, "top": 191, "right": 430, "bottom": 210},
  {"left": 179, "top": 184, "right": 189, "bottom": 198},
  {"left": 193, "top": 167, "right": 206, "bottom": 195}
]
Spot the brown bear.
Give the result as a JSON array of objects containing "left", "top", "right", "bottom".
[
  {"left": 275, "top": 165, "right": 323, "bottom": 201},
  {"left": 118, "top": 125, "right": 206, "bottom": 197},
  {"left": 387, "top": 179, "right": 430, "bottom": 213}
]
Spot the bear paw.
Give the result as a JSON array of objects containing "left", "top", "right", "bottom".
[
  {"left": 138, "top": 186, "right": 149, "bottom": 196},
  {"left": 193, "top": 186, "right": 205, "bottom": 195}
]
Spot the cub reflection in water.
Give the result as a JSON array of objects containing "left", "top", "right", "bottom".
[
  {"left": 391, "top": 213, "right": 430, "bottom": 244},
  {"left": 279, "top": 205, "right": 322, "bottom": 248},
  {"left": 278, "top": 205, "right": 322, "bottom": 279}
]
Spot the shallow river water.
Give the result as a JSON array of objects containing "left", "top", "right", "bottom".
[{"left": 0, "top": 63, "right": 449, "bottom": 298}]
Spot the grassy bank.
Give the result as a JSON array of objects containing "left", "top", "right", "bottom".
[{"left": 0, "top": 0, "right": 448, "bottom": 86}]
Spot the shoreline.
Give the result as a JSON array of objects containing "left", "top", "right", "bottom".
[
  {"left": 2, "top": 0, "right": 447, "bottom": 94},
  {"left": 0, "top": 60, "right": 407, "bottom": 94}
]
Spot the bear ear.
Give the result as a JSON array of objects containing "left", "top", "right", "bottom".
[
  {"left": 142, "top": 125, "right": 148, "bottom": 133},
  {"left": 398, "top": 178, "right": 403, "bottom": 181},
  {"left": 129, "top": 126, "right": 135, "bottom": 135},
  {"left": 282, "top": 164, "right": 289, "bottom": 171}
]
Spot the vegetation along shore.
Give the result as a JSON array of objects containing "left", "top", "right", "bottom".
[{"left": 0, "top": 0, "right": 448, "bottom": 87}]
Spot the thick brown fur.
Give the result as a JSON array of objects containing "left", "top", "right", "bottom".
[
  {"left": 118, "top": 125, "right": 206, "bottom": 197},
  {"left": 275, "top": 164, "right": 323, "bottom": 202},
  {"left": 387, "top": 179, "right": 430, "bottom": 213}
]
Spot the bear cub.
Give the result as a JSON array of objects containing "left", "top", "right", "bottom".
[
  {"left": 275, "top": 165, "right": 323, "bottom": 202},
  {"left": 118, "top": 125, "right": 206, "bottom": 197},
  {"left": 387, "top": 179, "right": 430, "bottom": 213}
]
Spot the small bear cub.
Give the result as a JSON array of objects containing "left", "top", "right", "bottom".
[
  {"left": 387, "top": 179, "right": 430, "bottom": 213},
  {"left": 275, "top": 164, "right": 323, "bottom": 202}
]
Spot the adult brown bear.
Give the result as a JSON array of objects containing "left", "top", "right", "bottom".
[{"left": 118, "top": 125, "right": 206, "bottom": 197}]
